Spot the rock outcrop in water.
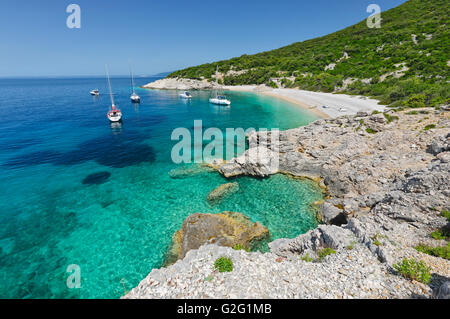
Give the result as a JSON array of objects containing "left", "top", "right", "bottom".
[
  {"left": 168, "top": 164, "right": 214, "bottom": 179},
  {"left": 125, "top": 107, "right": 449, "bottom": 299},
  {"left": 207, "top": 182, "right": 239, "bottom": 204},
  {"left": 165, "top": 211, "right": 268, "bottom": 264},
  {"left": 142, "top": 77, "right": 213, "bottom": 90}
]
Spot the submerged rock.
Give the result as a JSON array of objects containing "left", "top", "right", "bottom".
[
  {"left": 82, "top": 171, "right": 111, "bottom": 185},
  {"left": 207, "top": 182, "right": 239, "bottom": 204},
  {"left": 166, "top": 211, "right": 268, "bottom": 264},
  {"left": 168, "top": 164, "right": 214, "bottom": 179}
]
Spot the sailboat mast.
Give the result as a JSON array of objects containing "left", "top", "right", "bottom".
[
  {"left": 129, "top": 63, "right": 136, "bottom": 94},
  {"left": 215, "top": 65, "right": 218, "bottom": 97},
  {"left": 105, "top": 64, "right": 115, "bottom": 107}
]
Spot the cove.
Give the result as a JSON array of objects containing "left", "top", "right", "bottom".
[{"left": 0, "top": 77, "right": 322, "bottom": 298}]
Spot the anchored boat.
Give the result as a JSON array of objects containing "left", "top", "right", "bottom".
[
  {"left": 129, "top": 63, "right": 141, "bottom": 103},
  {"left": 179, "top": 91, "right": 192, "bottom": 99},
  {"left": 209, "top": 66, "right": 230, "bottom": 106},
  {"left": 105, "top": 65, "right": 122, "bottom": 122}
]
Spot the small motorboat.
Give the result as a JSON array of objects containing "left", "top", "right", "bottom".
[
  {"left": 90, "top": 89, "right": 99, "bottom": 96},
  {"left": 105, "top": 65, "right": 122, "bottom": 122},
  {"left": 209, "top": 95, "right": 231, "bottom": 105},
  {"left": 179, "top": 91, "right": 192, "bottom": 99}
]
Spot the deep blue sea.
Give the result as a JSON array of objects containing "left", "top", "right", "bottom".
[{"left": 0, "top": 77, "right": 323, "bottom": 298}]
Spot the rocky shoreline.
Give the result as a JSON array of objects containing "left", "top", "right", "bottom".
[{"left": 124, "top": 107, "right": 449, "bottom": 299}]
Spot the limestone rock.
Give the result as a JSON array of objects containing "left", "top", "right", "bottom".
[
  {"left": 434, "top": 281, "right": 450, "bottom": 299},
  {"left": 207, "top": 182, "right": 239, "bottom": 204},
  {"left": 218, "top": 146, "right": 279, "bottom": 178},
  {"left": 168, "top": 164, "right": 214, "bottom": 179},
  {"left": 167, "top": 212, "right": 268, "bottom": 263},
  {"left": 142, "top": 77, "right": 213, "bottom": 90},
  {"left": 269, "top": 225, "right": 355, "bottom": 258},
  {"left": 318, "top": 202, "right": 347, "bottom": 225}
]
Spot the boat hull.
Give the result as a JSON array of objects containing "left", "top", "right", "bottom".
[
  {"left": 131, "top": 96, "right": 140, "bottom": 103},
  {"left": 209, "top": 98, "right": 231, "bottom": 105},
  {"left": 107, "top": 112, "right": 122, "bottom": 122}
]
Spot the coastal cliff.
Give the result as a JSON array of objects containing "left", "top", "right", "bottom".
[{"left": 124, "top": 106, "right": 449, "bottom": 299}]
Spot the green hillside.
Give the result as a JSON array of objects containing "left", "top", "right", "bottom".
[{"left": 168, "top": 0, "right": 449, "bottom": 108}]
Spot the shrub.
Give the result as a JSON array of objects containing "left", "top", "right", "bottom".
[
  {"left": 300, "top": 253, "right": 313, "bottom": 262},
  {"left": 424, "top": 124, "right": 436, "bottom": 130},
  {"left": 383, "top": 113, "right": 399, "bottom": 123},
  {"left": 365, "top": 128, "right": 376, "bottom": 134},
  {"left": 268, "top": 80, "right": 278, "bottom": 88},
  {"left": 233, "top": 244, "right": 250, "bottom": 252},
  {"left": 214, "top": 257, "right": 233, "bottom": 272},
  {"left": 441, "top": 210, "right": 450, "bottom": 221},
  {"left": 415, "top": 243, "right": 450, "bottom": 260},
  {"left": 317, "top": 248, "right": 336, "bottom": 261},
  {"left": 430, "top": 229, "right": 449, "bottom": 240},
  {"left": 406, "top": 94, "right": 426, "bottom": 108},
  {"left": 393, "top": 258, "right": 431, "bottom": 284},
  {"left": 373, "top": 239, "right": 382, "bottom": 246}
]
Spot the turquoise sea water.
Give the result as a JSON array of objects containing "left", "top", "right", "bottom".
[{"left": 0, "top": 77, "right": 322, "bottom": 298}]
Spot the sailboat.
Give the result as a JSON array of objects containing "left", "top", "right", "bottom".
[
  {"left": 129, "top": 63, "right": 141, "bottom": 103},
  {"left": 105, "top": 65, "right": 122, "bottom": 122},
  {"left": 209, "top": 66, "right": 231, "bottom": 106}
]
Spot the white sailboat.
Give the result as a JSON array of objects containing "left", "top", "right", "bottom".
[
  {"left": 105, "top": 65, "right": 122, "bottom": 122},
  {"left": 129, "top": 64, "right": 141, "bottom": 103},
  {"left": 209, "top": 66, "right": 230, "bottom": 106}
]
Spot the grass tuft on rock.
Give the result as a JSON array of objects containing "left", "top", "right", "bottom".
[
  {"left": 300, "top": 253, "right": 313, "bottom": 262},
  {"left": 393, "top": 258, "right": 431, "bottom": 284},
  {"left": 214, "top": 257, "right": 233, "bottom": 272},
  {"left": 317, "top": 248, "right": 336, "bottom": 261},
  {"left": 441, "top": 210, "right": 450, "bottom": 221},
  {"left": 233, "top": 244, "right": 250, "bottom": 252},
  {"left": 415, "top": 243, "right": 450, "bottom": 260}
]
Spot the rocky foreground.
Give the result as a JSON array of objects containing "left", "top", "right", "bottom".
[{"left": 125, "top": 107, "right": 449, "bottom": 299}]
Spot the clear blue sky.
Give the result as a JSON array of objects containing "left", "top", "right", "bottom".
[{"left": 0, "top": 0, "right": 406, "bottom": 77}]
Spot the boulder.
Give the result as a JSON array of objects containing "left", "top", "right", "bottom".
[
  {"left": 207, "top": 182, "right": 239, "bottom": 204},
  {"left": 166, "top": 211, "right": 269, "bottom": 263},
  {"left": 218, "top": 146, "right": 279, "bottom": 178},
  {"left": 428, "top": 134, "right": 450, "bottom": 155},
  {"left": 434, "top": 281, "right": 450, "bottom": 299},
  {"left": 318, "top": 202, "right": 347, "bottom": 225},
  {"left": 269, "top": 225, "right": 355, "bottom": 257}
]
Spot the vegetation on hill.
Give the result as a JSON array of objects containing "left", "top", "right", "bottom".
[{"left": 168, "top": 0, "right": 449, "bottom": 108}]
